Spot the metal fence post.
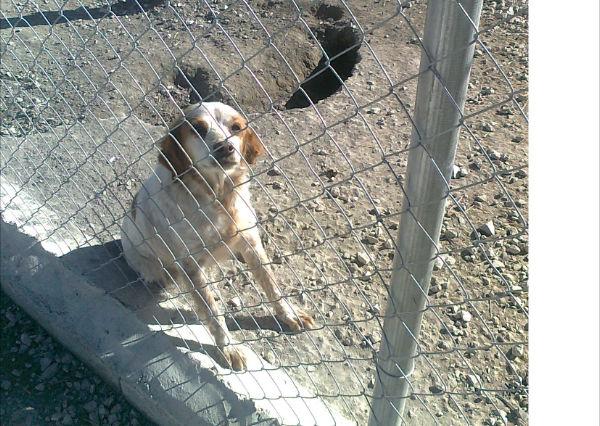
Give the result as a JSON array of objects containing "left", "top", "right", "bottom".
[{"left": 368, "top": 1, "right": 484, "bottom": 425}]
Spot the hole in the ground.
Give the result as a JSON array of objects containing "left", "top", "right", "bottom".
[
  {"left": 174, "top": 67, "right": 226, "bottom": 104},
  {"left": 285, "top": 25, "right": 362, "bottom": 109},
  {"left": 315, "top": 4, "right": 345, "bottom": 21}
]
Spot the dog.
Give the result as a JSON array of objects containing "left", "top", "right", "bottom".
[{"left": 121, "top": 102, "right": 315, "bottom": 370}]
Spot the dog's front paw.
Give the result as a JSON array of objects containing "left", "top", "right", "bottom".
[
  {"left": 279, "top": 308, "right": 315, "bottom": 332},
  {"left": 222, "top": 345, "right": 247, "bottom": 371}
]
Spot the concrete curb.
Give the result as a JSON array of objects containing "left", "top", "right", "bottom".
[{"left": 1, "top": 220, "right": 351, "bottom": 425}]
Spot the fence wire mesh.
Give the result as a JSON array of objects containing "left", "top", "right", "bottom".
[{"left": 1, "top": 0, "right": 528, "bottom": 425}]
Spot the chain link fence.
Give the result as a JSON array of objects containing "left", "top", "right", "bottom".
[{"left": 1, "top": 0, "right": 528, "bottom": 424}]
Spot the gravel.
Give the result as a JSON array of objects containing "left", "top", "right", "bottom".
[{"left": 0, "top": 290, "right": 153, "bottom": 426}]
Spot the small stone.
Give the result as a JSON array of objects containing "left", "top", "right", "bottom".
[
  {"left": 515, "top": 169, "right": 528, "bottom": 179},
  {"left": 342, "top": 337, "right": 354, "bottom": 346},
  {"left": 39, "top": 362, "right": 59, "bottom": 380},
  {"left": 494, "top": 409, "right": 509, "bottom": 423},
  {"left": 508, "top": 345, "right": 525, "bottom": 360},
  {"left": 367, "top": 304, "right": 381, "bottom": 315},
  {"left": 428, "top": 284, "right": 441, "bottom": 296},
  {"left": 267, "top": 166, "right": 282, "bottom": 176},
  {"left": 227, "top": 297, "right": 242, "bottom": 309},
  {"left": 458, "top": 310, "right": 473, "bottom": 322},
  {"left": 515, "top": 198, "right": 526, "bottom": 208},
  {"left": 506, "top": 244, "right": 522, "bottom": 255},
  {"left": 271, "top": 181, "right": 283, "bottom": 190},
  {"left": 442, "top": 229, "right": 458, "bottom": 240},
  {"left": 481, "top": 123, "right": 495, "bottom": 132},
  {"left": 452, "top": 164, "right": 461, "bottom": 179},
  {"left": 469, "top": 160, "right": 482, "bottom": 170},
  {"left": 355, "top": 252, "right": 370, "bottom": 267},
  {"left": 496, "top": 105, "right": 514, "bottom": 116},
  {"left": 321, "top": 168, "right": 339, "bottom": 180},
  {"left": 39, "top": 357, "right": 52, "bottom": 371},
  {"left": 62, "top": 414, "right": 73, "bottom": 425},
  {"left": 480, "top": 86, "right": 494, "bottom": 95},
  {"left": 512, "top": 136, "right": 524, "bottom": 143},
  {"left": 491, "top": 260, "right": 505, "bottom": 269},
  {"left": 438, "top": 341, "right": 451, "bottom": 350},
  {"left": 20, "top": 333, "right": 32, "bottom": 347},
  {"left": 362, "top": 235, "right": 378, "bottom": 245},
  {"left": 478, "top": 221, "right": 495, "bottom": 237},
  {"left": 488, "top": 150, "right": 502, "bottom": 160},
  {"left": 450, "top": 325, "right": 463, "bottom": 336},
  {"left": 429, "top": 384, "right": 444, "bottom": 394},
  {"left": 467, "top": 374, "right": 481, "bottom": 387},
  {"left": 474, "top": 194, "right": 487, "bottom": 203}
]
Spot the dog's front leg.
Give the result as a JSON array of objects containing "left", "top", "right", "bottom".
[
  {"left": 237, "top": 232, "right": 315, "bottom": 332},
  {"left": 164, "top": 260, "right": 247, "bottom": 370}
]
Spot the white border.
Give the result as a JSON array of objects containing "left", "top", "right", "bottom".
[{"left": 530, "top": 1, "right": 599, "bottom": 424}]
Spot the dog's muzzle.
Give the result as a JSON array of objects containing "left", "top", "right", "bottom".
[{"left": 213, "top": 141, "right": 236, "bottom": 166}]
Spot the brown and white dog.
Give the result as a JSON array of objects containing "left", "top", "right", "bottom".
[{"left": 121, "top": 102, "right": 314, "bottom": 370}]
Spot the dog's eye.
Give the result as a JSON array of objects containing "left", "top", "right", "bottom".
[
  {"left": 231, "top": 123, "right": 242, "bottom": 132},
  {"left": 192, "top": 121, "right": 208, "bottom": 138}
]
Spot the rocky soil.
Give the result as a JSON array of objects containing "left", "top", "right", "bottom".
[
  {"left": 0, "top": 290, "right": 153, "bottom": 425},
  {"left": 1, "top": 1, "right": 528, "bottom": 425}
]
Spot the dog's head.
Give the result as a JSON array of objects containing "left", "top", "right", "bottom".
[{"left": 158, "top": 102, "right": 264, "bottom": 178}]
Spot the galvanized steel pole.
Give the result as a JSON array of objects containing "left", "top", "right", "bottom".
[{"left": 368, "top": 1, "right": 484, "bottom": 425}]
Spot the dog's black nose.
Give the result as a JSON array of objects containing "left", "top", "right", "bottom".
[{"left": 213, "top": 141, "right": 234, "bottom": 157}]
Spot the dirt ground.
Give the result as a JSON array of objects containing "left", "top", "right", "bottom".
[{"left": 1, "top": 0, "right": 528, "bottom": 425}]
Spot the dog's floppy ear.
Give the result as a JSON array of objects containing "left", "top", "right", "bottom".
[
  {"left": 241, "top": 127, "right": 265, "bottom": 165},
  {"left": 158, "top": 120, "right": 192, "bottom": 177}
]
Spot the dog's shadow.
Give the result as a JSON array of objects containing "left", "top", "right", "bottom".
[{"left": 60, "top": 240, "right": 291, "bottom": 367}]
